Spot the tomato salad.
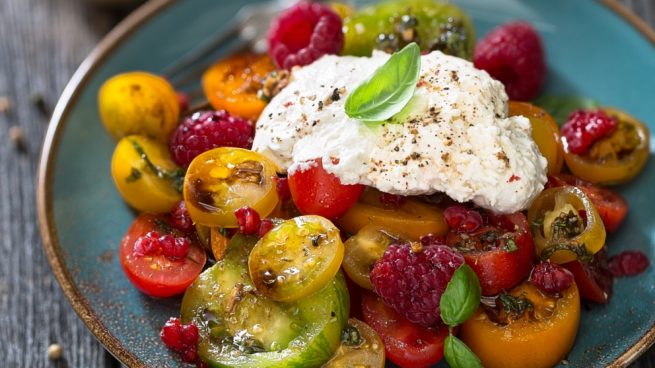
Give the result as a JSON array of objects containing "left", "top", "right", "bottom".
[{"left": 99, "top": 1, "right": 650, "bottom": 367}]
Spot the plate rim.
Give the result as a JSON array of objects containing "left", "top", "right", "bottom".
[{"left": 35, "top": 0, "right": 655, "bottom": 366}]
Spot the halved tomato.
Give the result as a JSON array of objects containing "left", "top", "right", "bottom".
[
  {"left": 183, "top": 147, "right": 279, "bottom": 227},
  {"left": 563, "top": 107, "right": 649, "bottom": 185},
  {"left": 119, "top": 214, "right": 206, "bottom": 297},
  {"left": 288, "top": 158, "right": 365, "bottom": 219},
  {"left": 562, "top": 249, "right": 613, "bottom": 304},
  {"left": 336, "top": 188, "right": 448, "bottom": 240},
  {"left": 446, "top": 211, "right": 535, "bottom": 296},
  {"left": 362, "top": 291, "right": 448, "bottom": 368},
  {"left": 547, "top": 173, "right": 628, "bottom": 233}
]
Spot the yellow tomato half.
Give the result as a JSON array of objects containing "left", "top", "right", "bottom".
[
  {"left": 461, "top": 282, "right": 580, "bottom": 368},
  {"left": 564, "top": 107, "right": 650, "bottom": 185},
  {"left": 335, "top": 189, "right": 448, "bottom": 240},
  {"left": 111, "top": 135, "right": 182, "bottom": 213},
  {"left": 509, "top": 101, "right": 564, "bottom": 175},
  {"left": 183, "top": 147, "right": 279, "bottom": 227},
  {"left": 527, "top": 186, "right": 606, "bottom": 264}
]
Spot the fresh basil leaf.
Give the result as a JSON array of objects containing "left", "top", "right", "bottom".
[
  {"left": 345, "top": 42, "right": 421, "bottom": 122},
  {"left": 444, "top": 334, "right": 483, "bottom": 368},
  {"left": 532, "top": 95, "right": 599, "bottom": 126},
  {"left": 440, "top": 264, "right": 481, "bottom": 326}
]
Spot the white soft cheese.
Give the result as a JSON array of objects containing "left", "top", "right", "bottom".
[{"left": 252, "top": 51, "right": 548, "bottom": 213}]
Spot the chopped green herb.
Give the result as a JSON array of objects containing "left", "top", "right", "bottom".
[
  {"left": 129, "top": 138, "right": 185, "bottom": 193},
  {"left": 503, "top": 239, "right": 518, "bottom": 253},
  {"left": 550, "top": 210, "right": 583, "bottom": 240},
  {"left": 125, "top": 168, "right": 142, "bottom": 183},
  {"left": 341, "top": 325, "right": 363, "bottom": 346},
  {"left": 540, "top": 242, "right": 592, "bottom": 263},
  {"left": 498, "top": 293, "right": 533, "bottom": 318}
]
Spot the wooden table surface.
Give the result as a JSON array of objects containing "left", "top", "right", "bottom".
[{"left": 0, "top": 0, "right": 654, "bottom": 367}]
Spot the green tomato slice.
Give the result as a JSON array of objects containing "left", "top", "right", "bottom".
[
  {"left": 343, "top": 0, "right": 475, "bottom": 58},
  {"left": 248, "top": 216, "right": 345, "bottom": 303},
  {"left": 181, "top": 234, "right": 349, "bottom": 368}
]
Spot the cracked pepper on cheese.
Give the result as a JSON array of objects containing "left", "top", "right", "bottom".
[{"left": 252, "top": 51, "right": 548, "bottom": 213}]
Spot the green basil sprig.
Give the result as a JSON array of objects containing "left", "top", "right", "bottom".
[
  {"left": 440, "top": 264, "right": 483, "bottom": 368},
  {"left": 345, "top": 42, "right": 421, "bottom": 122}
]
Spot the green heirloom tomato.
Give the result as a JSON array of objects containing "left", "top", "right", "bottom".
[
  {"left": 180, "top": 234, "right": 349, "bottom": 368},
  {"left": 342, "top": 0, "right": 474, "bottom": 58}
]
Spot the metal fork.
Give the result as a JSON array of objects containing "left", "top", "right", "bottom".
[{"left": 163, "top": 0, "right": 299, "bottom": 111}]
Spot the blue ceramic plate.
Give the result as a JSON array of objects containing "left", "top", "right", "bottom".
[{"left": 38, "top": 0, "right": 655, "bottom": 367}]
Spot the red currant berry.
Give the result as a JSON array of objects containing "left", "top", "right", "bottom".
[
  {"left": 530, "top": 261, "right": 574, "bottom": 294},
  {"left": 234, "top": 207, "right": 261, "bottom": 235},
  {"left": 275, "top": 177, "right": 291, "bottom": 202},
  {"left": 608, "top": 250, "right": 649, "bottom": 277},
  {"left": 171, "top": 201, "right": 194, "bottom": 233}
]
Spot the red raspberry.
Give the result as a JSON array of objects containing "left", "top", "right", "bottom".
[
  {"left": 171, "top": 201, "right": 194, "bottom": 233},
  {"left": 444, "top": 205, "right": 483, "bottom": 233},
  {"left": 608, "top": 250, "right": 650, "bottom": 277},
  {"left": 234, "top": 207, "right": 261, "bottom": 235},
  {"left": 474, "top": 21, "right": 546, "bottom": 101},
  {"left": 160, "top": 317, "right": 199, "bottom": 363},
  {"left": 267, "top": 1, "right": 344, "bottom": 69},
  {"left": 561, "top": 110, "right": 617, "bottom": 155},
  {"left": 530, "top": 261, "right": 574, "bottom": 294},
  {"left": 370, "top": 243, "right": 464, "bottom": 327},
  {"left": 169, "top": 110, "right": 254, "bottom": 167}
]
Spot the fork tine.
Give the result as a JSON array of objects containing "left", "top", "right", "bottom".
[
  {"left": 170, "top": 39, "right": 252, "bottom": 90},
  {"left": 162, "top": 24, "right": 240, "bottom": 80}
]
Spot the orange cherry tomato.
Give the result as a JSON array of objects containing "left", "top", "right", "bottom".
[
  {"left": 460, "top": 281, "right": 580, "bottom": 368},
  {"left": 563, "top": 107, "right": 650, "bottom": 185},
  {"left": 335, "top": 189, "right": 448, "bottom": 240},
  {"left": 509, "top": 101, "right": 564, "bottom": 174},
  {"left": 202, "top": 52, "right": 275, "bottom": 120}
]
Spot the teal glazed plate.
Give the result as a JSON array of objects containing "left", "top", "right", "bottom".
[{"left": 37, "top": 0, "right": 655, "bottom": 367}]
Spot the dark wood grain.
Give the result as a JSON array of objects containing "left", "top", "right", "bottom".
[{"left": 0, "top": 0, "right": 653, "bottom": 367}]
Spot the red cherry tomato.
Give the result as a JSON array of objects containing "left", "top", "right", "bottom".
[
  {"left": 288, "top": 158, "right": 365, "bottom": 219},
  {"left": 562, "top": 249, "right": 613, "bottom": 304},
  {"left": 446, "top": 212, "right": 535, "bottom": 296},
  {"left": 362, "top": 291, "right": 448, "bottom": 368},
  {"left": 547, "top": 173, "right": 628, "bottom": 233},
  {"left": 119, "top": 214, "right": 206, "bottom": 298}
]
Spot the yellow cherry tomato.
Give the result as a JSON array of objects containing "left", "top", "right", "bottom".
[
  {"left": 323, "top": 318, "right": 385, "bottom": 368},
  {"left": 509, "top": 101, "right": 564, "bottom": 174},
  {"left": 343, "top": 225, "right": 408, "bottom": 290},
  {"left": 111, "top": 135, "right": 183, "bottom": 213},
  {"left": 248, "top": 215, "right": 344, "bottom": 303},
  {"left": 183, "top": 147, "right": 279, "bottom": 227},
  {"left": 564, "top": 107, "right": 650, "bottom": 185},
  {"left": 461, "top": 281, "right": 580, "bottom": 368},
  {"left": 202, "top": 52, "right": 275, "bottom": 121},
  {"left": 99, "top": 72, "right": 179, "bottom": 141},
  {"left": 335, "top": 189, "right": 448, "bottom": 240},
  {"left": 527, "top": 186, "right": 606, "bottom": 264}
]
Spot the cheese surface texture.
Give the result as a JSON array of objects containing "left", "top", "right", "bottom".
[{"left": 253, "top": 51, "right": 547, "bottom": 213}]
